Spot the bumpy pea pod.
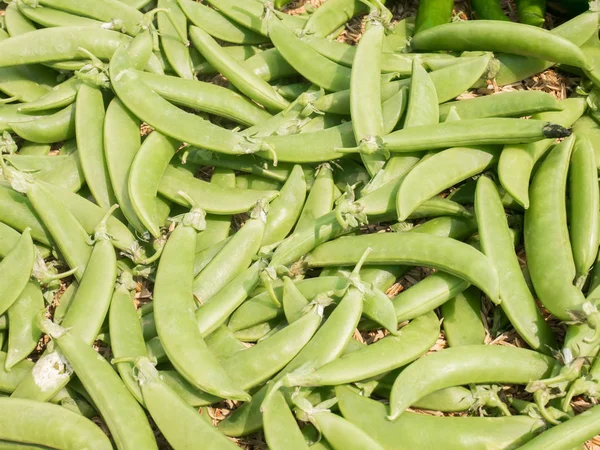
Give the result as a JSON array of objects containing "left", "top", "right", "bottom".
[
  {"left": 41, "top": 319, "right": 157, "bottom": 450},
  {"left": 76, "top": 83, "right": 118, "bottom": 211},
  {"left": 498, "top": 97, "right": 586, "bottom": 208},
  {"left": 336, "top": 385, "right": 546, "bottom": 450},
  {"left": 154, "top": 201, "right": 249, "bottom": 401},
  {"left": 0, "top": 398, "right": 112, "bottom": 450},
  {"left": 305, "top": 233, "right": 500, "bottom": 303},
  {"left": 396, "top": 145, "right": 499, "bottom": 221},
  {"left": 261, "top": 164, "right": 307, "bottom": 246},
  {"left": 387, "top": 345, "right": 558, "bottom": 420},
  {"left": 476, "top": 175, "right": 557, "bottom": 353},
  {"left": 11, "top": 208, "right": 117, "bottom": 402},
  {"left": 524, "top": 135, "right": 586, "bottom": 321},
  {"left": 110, "top": 41, "right": 260, "bottom": 155},
  {"left": 569, "top": 135, "right": 599, "bottom": 285},
  {"left": 133, "top": 357, "right": 239, "bottom": 450},
  {"left": 283, "top": 311, "right": 439, "bottom": 388},
  {"left": 5, "top": 281, "right": 43, "bottom": 370},
  {"left": 2, "top": 167, "right": 91, "bottom": 281},
  {"left": 441, "top": 287, "right": 486, "bottom": 347},
  {"left": 351, "top": 16, "right": 386, "bottom": 176}
]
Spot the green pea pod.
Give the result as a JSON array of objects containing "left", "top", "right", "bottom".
[
  {"left": 441, "top": 287, "right": 486, "bottom": 347},
  {"left": 404, "top": 60, "right": 439, "bottom": 128},
  {"left": 0, "top": 223, "right": 48, "bottom": 260},
  {"left": 17, "top": 142, "right": 50, "bottom": 156},
  {"left": 361, "top": 151, "right": 420, "bottom": 196},
  {"left": 310, "top": 411, "right": 385, "bottom": 450},
  {"left": 303, "top": 0, "right": 368, "bottom": 37},
  {"left": 336, "top": 385, "right": 546, "bottom": 450},
  {"left": 573, "top": 115, "right": 600, "bottom": 169},
  {"left": 5, "top": 152, "right": 84, "bottom": 193},
  {"left": 193, "top": 209, "right": 265, "bottom": 303},
  {"left": 5, "top": 281, "right": 43, "bottom": 371},
  {"left": 498, "top": 97, "right": 586, "bottom": 208},
  {"left": 243, "top": 47, "right": 297, "bottom": 82},
  {"left": 382, "top": 87, "right": 408, "bottom": 134},
  {"left": 414, "top": 0, "right": 454, "bottom": 34},
  {"left": 9, "top": 104, "right": 75, "bottom": 144},
  {"left": 351, "top": 19, "right": 385, "bottom": 176},
  {"left": 154, "top": 218, "right": 249, "bottom": 401},
  {"left": 397, "top": 145, "right": 499, "bottom": 221},
  {"left": 475, "top": 175, "right": 557, "bottom": 352},
  {"left": 525, "top": 135, "right": 585, "bottom": 320},
  {"left": 17, "top": 2, "right": 104, "bottom": 28},
  {"left": 0, "top": 229, "right": 33, "bottom": 317},
  {"left": 306, "top": 233, "right": 500, "bottom": 303},
  {"left": 17, "top": 77, "right": 81, "bottom": 114},
  {"left": 157, "top": 0, "right": 194, "bottom": 79},
  {"left": 193, "top": 238, "right": 229, "bottom": 276},
  {"left": 295, "top": 164, "right": 335, "bottom": 232},
  {"left": 569, "top": 135, "right": 600, "bottom": 282},
  {"left": 282, "top": 276, "right": 309, "bottom": 324},
  {"left": 285, "top": 311, "right": 439, "bottom": 388},
  {"left": 4, "top": 3, "right": 37, "bottom": 36},
  {"left": 515, "top": 0, "right": 546, "bottom": 27},
  {"left": 0, "top": 398, "right": 112, "bottom": 449},
  {"left": 263, "top": 389, "right": 308, "bottom": 450},
  {"left": 471, "top": 0, "right": 509, "bottom": 20},
  {"left": 388, "top": 345, "right": 558, "bottom": 420},
  {"left": 177, "top": 0, "right": 267, "bottom": 45},
  {"left": 261, "top": 164, "right": 307, "bottom": 246}
]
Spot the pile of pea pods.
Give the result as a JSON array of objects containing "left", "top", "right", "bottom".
[{"left": 3, "top": 0, "right": 600, "bottom": 448}]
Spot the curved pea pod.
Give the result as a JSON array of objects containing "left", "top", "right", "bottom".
[
  {"left": 0, "top": 184, "right": 51, "bottom": 246},
  {"left": 0, "top": 223, "right": 47, "bottom": 260},
  {"left": 361, "top": 152, "right": 421, "bottom": 196},
  {"left": 396, "top": 145, "right": 499, "bottom": 221},
  {"left": 414, "top": 0, "right": 454, "bottom": 33},
  {"left": 573, "top": 115, "right": 600, "bottom": 169},
  {"left": 261, "top": 164, "right": 307, "bottom": 246},
  {"left": 16, "top": 2, "right": 104, "bottom": 28},
  {"left": 303, "top": 0, "right": 367, "bottom": 37},
  {"left": 381, "top": 118, "right": 570, "bottom": 153},
  {"left": 159, "top": 165, "right": 277, "bottom": 214},
  {"left": 9, "top": 104, "right": 75, "bottom": 144},
  {"left": 308, "top": 411, "right": 385, "bottom": 450},
  {"left": 295, "top": 164, "right": 335, "bottom": 232},
  {"left": 569, "top": 135, "right": 600, "bottom": 282},
  {"left": 5, "top": 281, "right": 43, "bottom": 371},
  {"left": 4, "top": 3, "right": 37, "bottom": 36},
  {"left": 5, "top": 152, "right": 84, "bottom": 193},
  {"left": 388, "top": 345, "right": 558, "bottom": 420},
  {"left": 263, "top": 389, "right": 308, "bottom": 450},
  {"left": 0, "top": 229, "right": 34, "bottom": 317},
  {"left": 382, "top": 88, "right": 408, "bottom": 135},
  {"left": 305, "top": 233, "right": 500, "bottom": 303},
  {"left": 441, "top": 287, "right": 486, "bottom": 347},
  {"left": 0, "top": 398, "right": 112, "bottom": 449},
  {"left": 137, "top": 71, "right": 272, "bottom": 127},
  {"left": 498, "top": 97, "right": 586, "bottom": 208},
  {"left": 282, "top": 276, "right": 309, "bottom": 324},
  {"left": 404, "top": 60, "right": 439, "bottom": 129},
  {"left": 157, "top": 0, "right": 194, "bottom": 80},
  {"left": 110, "top": 43, "right": 262, "bottom": 155},
  {"left": 177, "top": 0, "right": 267, "bottom": 45},
  {"left": 17, "top": 77, "right": 81, "bottom": 114},
  {"left": 195, "top": 260, "right": 265, "bottom": 336},
  {"left": 439, "top": 90, "right": 564, "bottom": 121},
  {"left": 525, "top": 135, "right": 586, "bottom": 320},
  {"left": 404, "top": 196, "right": 472, "bottom": 220},
  {"left": 336, "top": 385, "right": 546, "bottom": 450},
  {"left": 193, "top": 209, "right": 265, "bottom": 303},
  {"left": 476, "top": 176, "right": 557, "bottom": 353},
  {"left": 0, "top": 27, "right": 132, "bottom": 66},
  {"left": 243, "top": 48, "right": 297, "bottom": 82},
  {"left": 285, "top": 311, "right": 439, "bottom": 388},
  {"left": 219, "top": 281, "right": 364, "bottom": 437}
]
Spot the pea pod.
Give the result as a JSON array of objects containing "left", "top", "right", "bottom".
[
  {"left": 303, "top": 0, "right": 368, "bottom": 37},
  {"left": 524, "top": 135, "right": 586, "bottom": 320},
  {"left": 475, "top": 175, "right": 557, "bottom": 353},
  {"left": 516, "top": 0, "right": 546, "bottom": 27},
  {"left": 307, "top": 410, "right": 385, "bottom": 450},
  {"left": 295, "top": 164, "right": 335, "bottom": 232},
  {"left": 263, "top": 389, "right": 308, "bottom": 450},
  {"left": 243, "top": 47, "right": 297, "bottom": 82},
  {"left": 157, "top": 0, "right": 194, "bottom": 79},
  {"left": 471, "top": 0, "right": 509, "bottom": 20},
  {"left": 9, "top": 104, "right": 76, "bottom": 144},
  {"left": 441, "top": 287, "right": 486, "bottom": 347},
  {"left": 16, "top": 2, "right": 104, "bottom": 28},
  {"left": 388, "top": 345, "right": 558, "bottom": 420},
  {"left": 305, "top": 233, "right": 500, "bottom": 303},
  {"left": 0, "top": 229, "right": 33, "bottom": 318},
  {"left": 6, "top": 152, "right": 84, "bottom": 193},
  {"left": 17, "top": 77, "right": 82, "bottom": 114}
]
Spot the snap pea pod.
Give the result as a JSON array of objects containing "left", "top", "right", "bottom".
[
  {"left": 16, "top": 3, "right": 104, "bottom": 28},
  {"left": 308, "top": 411, "right": 385, "bottom": 450},
  {"left": 441, "top": 287, "right": 485, "bottom": 347},
  {"left": 5, "top": 152, "right": 84, "bottom": 193},
  {"left": 475, "top": 175, "right": 557, "bottom": 353},
  {"left": 516, "top": 0, "right": 546, "bottom": 27},
  {"left": 0, "top": 184, "right": 52, "bottom": 246},
  {"left": 519, "top": 404, "right": 600, "bottom": 450},
  {"left": 157, "top": 0, "right": 194, "bottom": 80},
  {"left": 33, "top": 0, "right": 143, "bottom": 35},
  {"left": 569, "top": 135, "right": 599, "bottom": 282},
  {"left": 177, "top": 0, "right": 266, "bottom": 44},
  {"left": 525, "top": 135, "right": 586, "bottom": 321},
  {"left": 0, "top": 59, "right": 50, "bottom": 104},
  {"left": 411, "top": 21, "right": 592, "bottom": 70},
  {"left": 380, "top": 118, "right": 570, "bottom": 153},
  {"left": 0, "top": 105, "right": 50, "bottom": 133},
  {"left": 17, "top": 142, "right": 50, "bottom": 156},
  {"left": 5, "top": 282, "right": 43, "bottom": 371},
  {"left": 0, "top": 229, "right": 33, "bottom": 318},
  {"left": 189, "top": 26, "right": 288, "bottom": 111},
  {"left": 205, "top": 0, "right": 306, "bottom": 37},
  {"left": 0, "top": 223, "right": 48, "bottom": 260},
  {"left": 573, "top": 115, "right": 600, "bottom": 169},
  {"left": 261, "top": 164, "right": 306, "bottom": 246},
  {"left": 439, "top": 91, "right": 564, "bottom": 121},
  {"left": 295, "top": 164, "right": 335, "bottom": 232},
  {"left": 285, "top": 311, "right": 439, "bottom": 387},
  {"left": 234, "top": 321, "right": 280, "bottom": 342},
  {"left": 388, "top": 345, "right": 558, "bottom": 420},
  {"left": 154, "top": 211, "right": 249, "bottom": 401},
  {"left": 471, "top": 0, "right": 509, "bottom": 20},
  {"left": 397, "top": 145, "right": 499, "bottom": 221},
  {"left": 0, "top": 398, "right": 112, "bottom": 450},
  {"left": 414, "top": 0, "right": 454, "bottom": 34},
  {"left": 110, "top": 43, "right": 261, "bottom": 155},
  {"left": 282, "top": 276, "right": 309, "bottom": 324},
  {"left": 184, "top": 151, "right": 291, "bottom": 182},
  {"left": 0, "top": 27, "right": 132, "bottom": 66},
  {"left": 158, "top": 165, "right": 278, "bottom": 213},
  {"left": 195, "top": 45, "right": 263, "bottom": 75},
  {"left": 44, "top": 323, "right": 157, "bottom": 450},
  {"left": 263, "top": 389, "right": 308, "bottom": 450},
  {"left": 236, "top": 175, "right": 282, "bottom": 191},
  {"left": 305, "top": 233, "right": 500, "bottom": 303},
  {"left": 337, "top": 385, "right": 546, "bottom": 450},
  {"left": 17, "top": 77, "right": 81, "bottom": 114},
  {"left": 137, "top": 71, "right": 272, "bottom": 126},
  {"left": 275, "top": 82, "right": 311, "bottom": 100},
  {"left": 193, "top": 205, "right": 266, "bottom": 302},
  {"left": 498, "top": 97, "right": 586, "bottom": 208},
  {"left": 243, "top": 48, "right": 297, "bottom": 82},
  {"left": 9, "top": 104, "right": 75, "bottom": 144},
  {"left": 193, "top": 238, "right": 229, "bottom": 276},
  {"left": 303, "top": 0, "right": 368, "bottom": 37},
  {"left": 135, "top": 358, "right": 239, "bottom": 450},
  {"left": 4, "top": 3, "right": 37, "bottom": 36}
]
